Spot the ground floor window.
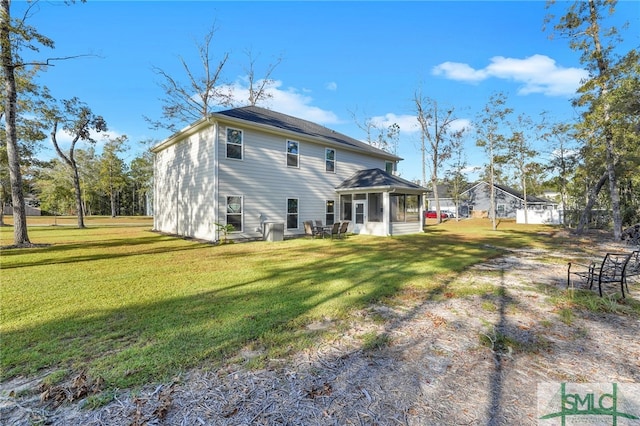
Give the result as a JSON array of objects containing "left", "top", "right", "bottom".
[
  {"left": 325, "top": 200, "right": 335, "bottom": 225},
  {"left": 497, "top": 204, "right": 506, "bottom": 217},
  {"left": 391, "top": 194, "right": 420, "bottom": 223},
  {"left": 287, "top": 198, "right": 299, "bottom": 229},
  {"left": 226, "top": 196, "right": 242, "bottom": 231}
]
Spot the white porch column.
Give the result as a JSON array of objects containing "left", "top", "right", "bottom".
[{"left": 383, "top": 191, "right": 391, "bottom": 236}]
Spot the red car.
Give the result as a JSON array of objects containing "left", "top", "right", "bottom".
[{"left": 425, "top": 210, "right": 448, "bottom": 219}]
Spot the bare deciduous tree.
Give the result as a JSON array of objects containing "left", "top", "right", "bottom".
[
  {"left": 146, "top": 25, "right": 231, "bottom": 133},
  {"left": 414, "top": 91, "right": 460, "bottom": 224},
  {"left": 243, "top": 48, "right": 282, "bottom": 107}
]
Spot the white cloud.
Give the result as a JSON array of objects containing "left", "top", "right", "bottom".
[
  {"left": 52, "top": 128, "right": 123, "bottom": 147},
  {"left": 432, "top": 62, "right": 487, "bottom": 83},
  {"left": 449, "top": 118, "right": 472, "bottom": 133},
  {"left": 325, "top": 81, "right": 338, "bottom": 91},
  {"left": 225, "top": 79, "right": 340, "bottom": 125},
  {"left": 371, "top": 113, "right": 420, "bottom": 134},
  {"left": 432, "top": 54, "right": 587, "bottom": 97},
  {"left": 369, "top": 114, "right": 473, "bottom": 136}
]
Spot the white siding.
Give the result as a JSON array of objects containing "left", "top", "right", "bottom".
[
  {"left": 153, "top": 127, "right": 216, "bottom": 240},
  {"left": 390, "top": 222, "right": 422, "bottom": 235},
  {"left": 217, "top": 125, "right": 387, "bottom": 240}
]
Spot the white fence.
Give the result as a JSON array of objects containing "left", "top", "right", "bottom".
[{"left": 516, "top": 209, "right": 563, "bottom": 225}]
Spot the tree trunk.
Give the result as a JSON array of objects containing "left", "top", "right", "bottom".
[
  {"left": 431, "top": 178, "right": 441, "bottom": 224},
  {"left": 110, "top": 188, "right": 116, "bottom": 218},
  {"left": 575, "top": 171, "right": 608, "bottom": 235},
  {"left": 588, "top": 0, "right": 622, "bottom": 240},
  {"left": 71, "top": 161, "right": 85, "bottom": 228},
  {"left": 522, "top": 177, "right": 529, "bottom": 225},
  {"left": 1, "top": 0, "right": 31, "bottom": 246}
]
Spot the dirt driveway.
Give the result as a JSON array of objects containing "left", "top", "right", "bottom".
[{"left": 2, "top": 238, "right": 639, "bottom": 425}]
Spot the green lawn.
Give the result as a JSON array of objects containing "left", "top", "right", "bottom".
[{"left": 1, "top": 217, "right": 566, "bottom": 391}]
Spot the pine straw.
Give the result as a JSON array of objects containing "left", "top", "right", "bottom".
[{"left": 2, "top": 237, "right": 639, "bottom": 425}]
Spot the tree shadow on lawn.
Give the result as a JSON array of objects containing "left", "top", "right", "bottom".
[
  {"left": 255, "top": 250, "right": 640, "bottom": 424},
  {"left": 2, "top": 234, "right": 479, "bottom": 391},
  {"left": 6, "top": 228, "right": 627, "bottom": 422},
  {"left": 0, "top": 233, "right": 202, "bottom": 270}
]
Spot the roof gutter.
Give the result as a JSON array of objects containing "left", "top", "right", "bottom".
[{"left": 150, "top": 117, "right": 212, "bottom": 153}]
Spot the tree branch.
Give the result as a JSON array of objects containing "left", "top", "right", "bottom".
[{"left": 15, "top": 54, "right": 101, "bottom": 69}]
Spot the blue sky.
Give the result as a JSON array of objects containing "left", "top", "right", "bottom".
[{"left": 17, "top": 0, "right": 640, "bottom": 184}]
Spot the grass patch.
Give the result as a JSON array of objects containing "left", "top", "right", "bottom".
[
  {"left": 481, "top": 301, "right": 498, "bottom": 312},
  {"left": 360, "top": 332, "right": 392, "bottom": 352},
  {"left": 550, "top": 288, "right": 640, "bottom": 317},
  {"left": 1, "top": 216, "right": 565, "bottom": 390}
]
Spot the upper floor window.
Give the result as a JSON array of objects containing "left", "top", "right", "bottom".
[
  {"left": 325, "top": 148, "right": 336, "bottom": 173},
  {"left": 385, "top": 161, "right": 396, "bottom": 174},
  {"left": 287, "top": 140, "right": 299, "bottom": 168},
  {"left": 226, "top": 128, "right": 243, "bottom": 160}
]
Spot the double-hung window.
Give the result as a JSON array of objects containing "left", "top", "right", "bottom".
[
  {"left": 325, "top": 148, "right": 336, "bottom": 173},
  {"left": 287, "top": 140, "right": 299, "bottom": 168},
  {"left": 287, "top": 198, "right": 299, "bottom": 229},
  {"left": 226, "top": 196, "right": 242, "bottom": 232},
  {"left": 226, "top": 128, "right": 243, "bottom": 160},
  {"left": 325, "top": 200, "right": 335, "bottom": 225}
]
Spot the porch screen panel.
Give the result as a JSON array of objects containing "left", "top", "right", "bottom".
[
  {"left": 390, "top": 194, "right": 419, "bottom": 223},
  {"left": 390, "top": 194, "right": 405, "bottom": 222},
  {"left": 368, "top": 193, "right": 383, "bottom": 222},
  {"left": 405, "top": 195, "right": 419, "bottom": 222},
  {"left": 341, "top": 195, "right": 352, "bottom": 221}
]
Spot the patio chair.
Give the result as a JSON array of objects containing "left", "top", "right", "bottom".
[
  {"left": 329, "top": 222, "right": 341, "bottom": 239},
  {"left": 304, "top": 220, "right": 321, "bottom": 238},
  {"left": 338, "top": 221, "right": 349, "bottom": 238}
]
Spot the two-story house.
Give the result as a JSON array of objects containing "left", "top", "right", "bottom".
[{"left": 151, "top": 106, "right": 427, "bottom": 242}]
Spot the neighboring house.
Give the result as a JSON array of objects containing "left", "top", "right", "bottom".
[
  {"left": 424, "top": 184, "right": 458, "bottom": 215},
  {"left": 151, "top": 106, "right": 427, "bottom": 242},
  {"left": 460, "top": 181, "right": 558, "bottom": 219}
]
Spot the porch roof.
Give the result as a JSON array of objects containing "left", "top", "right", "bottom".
[{"left": 336, "top": 168, "right": 427, "bottom": 193}]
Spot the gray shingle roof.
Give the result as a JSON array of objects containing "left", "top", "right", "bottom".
[
  {"left": 214, "top": 106, "right": 401, "bottom": 160},
  {"left": 493, "top": 183, "right": 554, "bottom": 204},
  {"left": 461, "top": 181, "right": 556, "bottom": 204},
  {"left": 336, "top": 168, "right": 426, "bottom": 191}
]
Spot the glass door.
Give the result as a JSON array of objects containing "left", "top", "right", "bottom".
[{"left": 354, "top": 201, "right": 366, "bottom": 233}]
